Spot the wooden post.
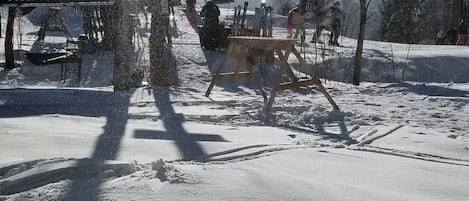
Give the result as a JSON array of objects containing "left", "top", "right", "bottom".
[
  {"left": 264, "top": 48, "right": 294, "bottom": 112},
  {"left": 264, "top": 58, "right": 284, "bottom": 113}
]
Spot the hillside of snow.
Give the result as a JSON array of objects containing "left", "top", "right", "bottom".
[{"left": 1, "top": 4, "right": 469, "bottom": 201}]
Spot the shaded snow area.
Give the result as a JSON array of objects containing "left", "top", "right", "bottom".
[{"left": 1, "top": 5, "right": 469, "bottom": 201}]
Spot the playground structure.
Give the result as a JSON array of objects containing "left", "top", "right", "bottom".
[{"left": 0, "top": 0, "right": 118, "bottom": 87}]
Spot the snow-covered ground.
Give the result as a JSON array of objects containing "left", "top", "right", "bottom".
[{"left": 1, "top": 5, "right": 469, "bottom": 201}]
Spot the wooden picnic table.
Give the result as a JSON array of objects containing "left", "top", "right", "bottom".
[{"left": 205, "top": 36, "right": 339, "bottom": 112}]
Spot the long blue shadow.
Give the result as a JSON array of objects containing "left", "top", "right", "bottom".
[
  {"left": 0, "top": 88, "right": 131, "bottom": 200},
  {"left": 134, "top": 129, "right": 228, "bottom": 142},
  {"left": 139, "top": 88, "right": 216, "bottom": 161}
]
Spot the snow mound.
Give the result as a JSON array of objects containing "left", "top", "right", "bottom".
[
  {"left": 0, "top": 158, "right": 202, "bottom": 200},
  {"left": 151, "top": 159, "right": 195, "bottom": 184}
]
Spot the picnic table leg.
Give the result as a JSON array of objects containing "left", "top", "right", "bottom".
[
  {"left": 264, "top": 67, "right": 283, "bottom": 113},
  {"left": 264, "top": 49, "right": 291, "bottom": 112},
  {"left": 316, "top": 81, "right": 340, "bottom": 111},
  {"left": 275, "top": 48, "right": 298, "bottom": 82},
  {"left": 291, "top": 47, "right": 317, "bottom": 78},
  {"left": 236, "top": 50, "right": 268, "bottom": 101},
  {"left": 205, "top": 45, "right": 235, "bottom": 97},
  {"left": 205, "top": 65, "right": 223, "bottom": 97},
  {"left": 250, "top": 68, "right": 268, "bottom": 101},
  {"left": 291, "top": 47, "right": 340, "bottom": 110}
]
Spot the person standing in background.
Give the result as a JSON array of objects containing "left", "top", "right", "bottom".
[
  {"left": 328, "top": 1, "right": 343, "bottom": 46},
  {"left": 186, "top": 0, "right": 197, "bottom": 24},
  {"left": 457, "top": 19, "right": 467, "bottom": 45},
  {"left": 287, "top": 5, "right": 305, "bottom": 44}
]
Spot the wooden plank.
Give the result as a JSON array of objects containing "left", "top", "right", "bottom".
[
  {"left": 228, "top": 36, "right": 297, "bottom": 43},
  {"left": 264, "top": 88, "right": 278, "bottom": 113},
  {"left": 291, "top": 47, "right": 317, "bottom": 78},
  {"left": 315, "top": 80, "right": 340, "bottom": 111},
  {"left": 228, "top": 36, "right": 296, "bottom": 51},
  {"left": 249, "top": 68, "right": 268, "bottom": 101},
  {"left": 274, "top": 48, "right": 298, "bottom": 83},
  {"left": 278, "top": 79, "right": 319, "bottom": 91},
  {"left": 291, "top": 47, "right": 339, "bottom": 110},
  {"left": 218, "top": 71, "right": 251, "bottom": 79},
  {"left": 264, "top": 53, "right": 285, "bottom": 112}
]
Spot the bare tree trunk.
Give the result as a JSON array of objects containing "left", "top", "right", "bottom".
[
  {"left": 113, "top": 0, "right": 134, "bottom": 91},
  {"left": 1, "top": 12, "right": 2, "bottom": 38},
  {"left": 460, "top": 0, "right": 465, "bottom": 19},
  {"left": 100, "top": 6, "right": 118, "bottom": 50},
  {"left": 352, "top": 0, "right": 367, "bottom": 86},
  {"left": 149, "top": 0, "right": 173, "bottom": 86},
  {"left": 5, "top": 7, "right": 17, "bottom": 70}
]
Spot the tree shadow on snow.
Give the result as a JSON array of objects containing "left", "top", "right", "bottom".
[
  {"left": 64, "top": 90, "right": 131, "bottom": 201},
  {"left": 133, "top": 88, "right": 228, "bottom": 161},
  {"left": 0, "top": 88, "right": 132, "bottom": 200},
  {"left": 312, "top": 110, "right": 357, "bottom": 145}
]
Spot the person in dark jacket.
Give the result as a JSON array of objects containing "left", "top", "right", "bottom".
[
  {"left": 201, "top": 0, "right": 220, "bottom": 25},
  {"left": 287, "top": 5, "right": 304, "bottom": 42},
  {"left": 300, "top": 0, "right": 326, "bottom": 43},
  {"left": 328, "top": 1, "right": 342, "bottom": 46},
  {"left": 186, "top": 0, "right": 196, "bottom": 11},
  {"left": 199, "top": 0, "right": 221, "bottom": 50}
]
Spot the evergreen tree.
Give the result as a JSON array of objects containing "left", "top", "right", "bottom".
[{"left": 380, "top": 0, "right": 425, "bottom": 44}]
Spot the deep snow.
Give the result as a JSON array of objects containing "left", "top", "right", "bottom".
[{"left": 1, "top": 4, "right": 469, "bottom": 201}]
